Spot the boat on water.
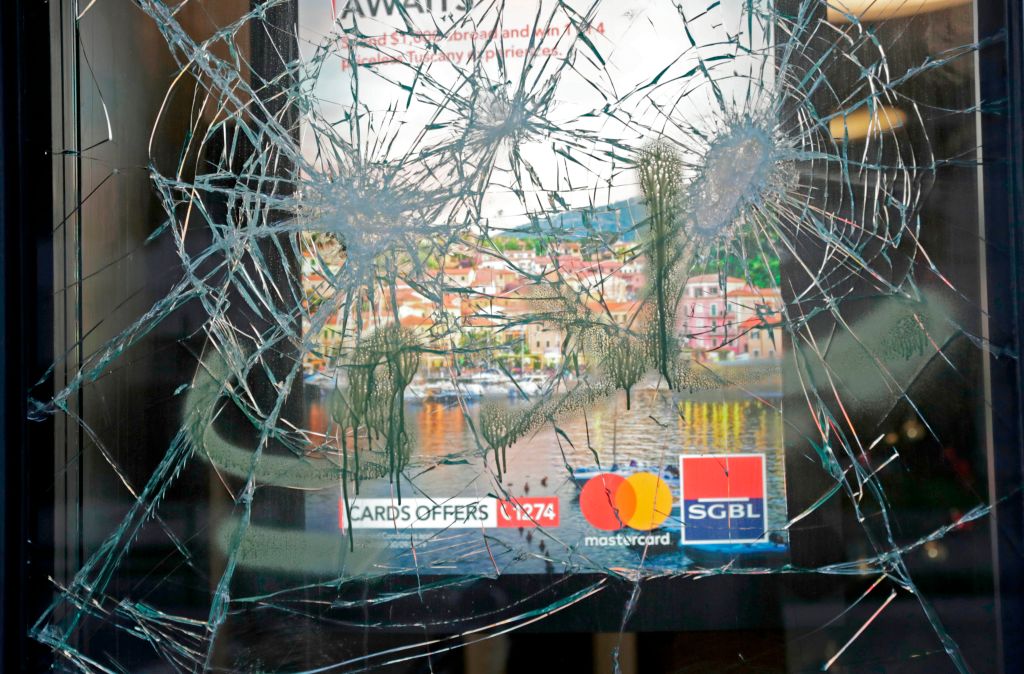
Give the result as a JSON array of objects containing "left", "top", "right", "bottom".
[
  {"left": 570, "top": 462, "right": 639, "bottom": 487},
  {"left": 315, "top": 369, "right": 553, "bottom": 403},
  {"left": 404, "top": 380, "right": 483, "bottom": 405},
  {"left": 409, "top": 372, "right": 552, "bottom": 403},
  {"left": 459, "top": 370, "right": 514, "bottom": 397},
  {"left": 570, "top": 461, "right": 681, "bottom": 488},
  {"left": 305, "top": 375, "right": 478, "bottom": 404},
  {"left": 304, "top": 370, "right": 340, "bottom": 389},
  {"left": 403, "top": 383, "right": 428, "bottom": 403},
  {"left": 507, "top": 374, "right": 549, "bottom": 399}
]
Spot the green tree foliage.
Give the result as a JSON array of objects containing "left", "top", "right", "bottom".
[
  {"left": 697, "top": 251, "right": 780, "bottom": 288},
  {"left": 636, "top": 140, "right": 685, "bottom": 389},
  {"left": 597, "top": 333, "right": 650, "bottom": 410}
]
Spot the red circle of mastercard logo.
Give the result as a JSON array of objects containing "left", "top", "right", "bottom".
[{"left": 579, "top": 472, "right": 672, "bottom": 531}]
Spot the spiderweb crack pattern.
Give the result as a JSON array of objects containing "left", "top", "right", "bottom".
[{"left": 32, "top": 1, "right": 1014, "bottom": 672}]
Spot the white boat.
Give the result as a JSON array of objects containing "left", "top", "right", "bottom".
[
  {"left": 461, "top": 370, "right": 513, "bottom": 396},
  {"left": 420, "top": 380, "right": 481, "bottom": 404},
  {"left": 570, "top": 463, "right": 637, "bottom": 486},
  {"left": 508, "top": 374, "right": 547, "bottom": 399},
  {"left": 403, "top": 384, "right": 428, "bottom": 403},
  {"left": 570, "top": 462, "right": 680, "bottom": 489}
]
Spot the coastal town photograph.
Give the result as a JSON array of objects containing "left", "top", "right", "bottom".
[{"left": 300, "top": 232, "right": 785, "bottom": 399}]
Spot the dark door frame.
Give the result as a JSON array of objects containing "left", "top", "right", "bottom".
[{"left": 1, "top": 0, "right": 55, "bottom": 671}]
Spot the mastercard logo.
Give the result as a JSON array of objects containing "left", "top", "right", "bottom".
[{"left": 579, "top": 472, "right": 673, "bottom": 531}]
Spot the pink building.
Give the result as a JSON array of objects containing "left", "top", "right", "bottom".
[{"left": 677, "top": 275, "right": 783, "bottom": 360}]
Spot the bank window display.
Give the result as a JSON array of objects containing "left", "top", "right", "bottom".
[{"left": 9, "top": 0, "right": 1023, "bottom": 672}]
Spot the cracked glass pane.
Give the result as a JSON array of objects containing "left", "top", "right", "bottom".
[{"left": 26, "top": 0, "right": 1021, "bottom": 672}]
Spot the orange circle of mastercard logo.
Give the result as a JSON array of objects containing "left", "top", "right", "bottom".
[{"left": 579, "top": 472, "right": 673, "bottom": 531}]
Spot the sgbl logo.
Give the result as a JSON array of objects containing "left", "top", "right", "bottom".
[{"left": 686, "top": 502, "right": 761, "bottom": 520}]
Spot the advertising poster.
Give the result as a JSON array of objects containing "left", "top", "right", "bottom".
[{"left": 296, "top": 0, "right": 789, "bottom": 575}]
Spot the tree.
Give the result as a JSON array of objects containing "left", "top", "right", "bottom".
[
  {"left": 636, "top": 140, "right": 685, "bottom": 389},
  {"left": 599, "top": 333, "right": 650, "bottom": 410}
]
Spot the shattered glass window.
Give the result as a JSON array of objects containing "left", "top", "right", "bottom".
[{"left": 28, "top": 0, "right": 1022, "bottom": 671}]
